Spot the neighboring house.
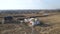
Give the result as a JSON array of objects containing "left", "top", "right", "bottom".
[
  {"left": 43, "top": 13, "right": 49, "bottom": 16},
  {"left": 28, "top": 18, "right": 40, "bottom": 27},
  {"left": 4, "top": 16, "right": 13, "bottom": 23},
  {"left": 24, "top": 18, "right": 29, "bottom": 23},
  {"left": 16, "top": 17, "right": 26, "bottom": 23}
]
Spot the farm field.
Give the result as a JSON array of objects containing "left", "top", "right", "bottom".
[{"left": 0, "top": 12, "right": 60, "bottom": 34}]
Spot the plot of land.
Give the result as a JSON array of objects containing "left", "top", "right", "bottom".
[{"left": 0, "top": 12, "right": 60, "bottom": 34}]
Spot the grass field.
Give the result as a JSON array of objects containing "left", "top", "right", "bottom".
[{"left": 0, "top": 12, "right": 60, "bottom": 34}]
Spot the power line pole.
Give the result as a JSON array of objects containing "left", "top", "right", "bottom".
[
  {"left": 2, "top": 19, "right": 4, "bottom": 24},
  {"left": 31, "top": 26, "right": 34, "bottom": 34}
]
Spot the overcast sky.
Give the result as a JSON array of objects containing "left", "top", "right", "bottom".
[{"left": 0, "top": 0, "right": 60, "bottom": 10}]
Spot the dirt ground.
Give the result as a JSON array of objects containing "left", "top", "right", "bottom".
[{"left": 0, "top": 12, "right": 60, "bottom": 34}]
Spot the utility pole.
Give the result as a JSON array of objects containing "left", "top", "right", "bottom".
[
  {"left": 2, "top": 19, "right": 4, "bottom": 24},
  {"left": 31, "top": 25, "right": 35, "bottom": 34}
]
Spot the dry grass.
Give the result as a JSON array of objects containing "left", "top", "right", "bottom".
[{"left": 0, "top": 12, "right": 60, "bottom": 34}]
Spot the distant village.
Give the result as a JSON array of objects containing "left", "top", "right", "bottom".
[{"left": 0, "top": 9, "right": 60, "bottom": 14}]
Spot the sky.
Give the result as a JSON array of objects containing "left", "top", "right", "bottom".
[{"left": 0, "top": 0, "right": 60, "bottom": 10}]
